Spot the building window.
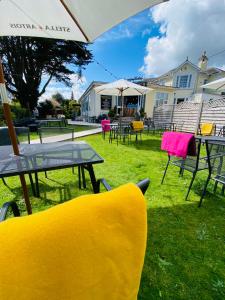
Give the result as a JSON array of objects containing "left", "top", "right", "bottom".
[
  {"left": 155, "top": 92, "right": 168, "bottom": 106},
  {"left": 179, "top": 75, "right": 189, "bottom": 88},
  {"left": 101, "top": 95, "right": 112, "bottom": 110},
  {"left": 176, "top": 74, "right": 192, "bottom": 88}
]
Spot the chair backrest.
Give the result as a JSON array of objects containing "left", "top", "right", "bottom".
[
  {"left": 101, "top": 119, "right": 111, "bottom": 132},
  {"left": 0, "top": 127, "right": 30, "bottom": 146},
  {"left": 161, "top": 131, "right": 197, "bottom": 159},
  {"left": 200, "top": 123, "right": 215, "bottom": 136},
  {"left": 38, "top": 127, "right": 74, "bottom": 143},
  {"left": 0, "top": 183, "right": 147, "bottom": 299},
  {"left": 131, "top": 121, "right": 144, "bottom": 131},
  {"left": 205, "top": 140, "right": 225, "bottom": 178}
]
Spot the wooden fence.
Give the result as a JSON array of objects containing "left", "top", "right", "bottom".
[{"left": 153, "top": 98, "right": 225, "bottom": 133}]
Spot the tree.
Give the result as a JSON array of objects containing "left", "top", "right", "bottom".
[
  {"left": 0, "top": 36, "right": 92, "bottom": 111},
  {"left": 52, "top": 92, "right": 65, "bottom": 104}
]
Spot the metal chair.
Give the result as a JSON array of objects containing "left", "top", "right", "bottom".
[
  {"left": 38, "top": 127, "right": 85, "bottom": 190},
  {"left": 0, "top": 127, "right": 34, "bottom": 191},
  {"left": 199, "top": 139, "right": 225, "bottom": 207},
  {"left": 0, "top": 178, "right": 150, "bottom": 221},
  {"left": 130, "top": 121, "right": 144, "bottom": 142},
  {"left": 161, "top": 137, "right": 208, "bottom": 200}
]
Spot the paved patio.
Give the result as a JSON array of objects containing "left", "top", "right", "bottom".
[{"left": 30, "top": 127, "right": 102, "bottom": 144}]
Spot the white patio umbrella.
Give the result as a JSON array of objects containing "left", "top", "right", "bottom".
[
  {"left": 201, "top": 77, "right": 225, "bottom": 91},
  {"left": 95, "top": 79, "right": 151, "bottom": 116},
  {"left": 0, "top": 0, "right": 167, "bottom": 213}
]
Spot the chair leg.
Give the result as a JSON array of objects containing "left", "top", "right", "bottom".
[
  {"left": 78, "top": 166, "right": 81, "bottom": 189},
  {"left": 81, "top": 167, "right": 86, "bottom": 189},
  {"left": 221, "top": 184, "right": 225, "bottom": 196},
  {"left": 28, "top": 174, "right": 36, "bottom": 197},
  {"left": 198, "top": 174, "right": 211, "bottom": 207},
  {"left": 2, "top": 178, "right": 7, "bottom": 186},
  {"left": 161, "top": 157, "right": 170, "bottom": 184},
  {"left": 213, "top": 181, "right": 218, "bottom": 193},
  {"left": 185, "top": 172, "right": 196, "bottom": 201},
  {"left": 45, "top": 171, "right": 48, "bottom": 178}
]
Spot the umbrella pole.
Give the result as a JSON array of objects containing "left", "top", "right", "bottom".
[{"left": 0, "top": 59, "right": 32, "bottom": 214}]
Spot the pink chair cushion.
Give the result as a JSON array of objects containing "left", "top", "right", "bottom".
[
  {"left": 161, "top": 131, "right": 196, "bottom": 159},
  {"left": 101, "top": 120, "right": 111, "bottom": 132}
]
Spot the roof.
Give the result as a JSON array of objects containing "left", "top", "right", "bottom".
[{"left": 79, "top": 81, "right": 108, "bottom": 101}]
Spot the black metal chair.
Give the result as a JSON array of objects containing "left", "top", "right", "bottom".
[
  {"left": 38, "top": 127, "right": 85, "bottom": 190},
  {"left": 199, "top": 140, "right": 225, "bottom": 207},
  {"left": 161, "top": 138, "right": 208, "bottom": 200},
  {"left": 0, "top": 178, "right": 150, "bottom": 221},
  {"left": 0, "top": 127, "right": 34, "bottom": 190}
]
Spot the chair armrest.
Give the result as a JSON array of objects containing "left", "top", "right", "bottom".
[
  {"left": 0, "top": 201, "right": 21, "bottom": 222},
  {"left": 97, "top": 178, "right": 150, "bottom": 195},
  {"left": 97, "top": 178, "right": 112, "bottom": 191},
  {"left": 136, "top": 178, "right": 150, "bottom": 195}
]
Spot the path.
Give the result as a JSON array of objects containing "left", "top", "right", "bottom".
[{"left": 30, "top": 127, "right": 102, "bottom": 144}]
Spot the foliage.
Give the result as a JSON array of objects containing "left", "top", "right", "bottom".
[
  {"left": 11, "top": 105, "right": 30, "bottom": 120},
  {"left": 0, "top": 102, "right": 30, "bottom": 124},
  {"left": 61, "top": 99, "right": 80, "bottom": 119},
  {"left": 52, "top": 93, "right": 65, "bottom": 104},
  {"left": 108, "top": 106, "right": 117, "bottom": 118},
  {"left": 37, "top": 100, "right": 53, "bottom": 118},
  {"left": 0, "top": 105, "right": 5, "bottom": 125},
  {"left": 140, "top": 107, "right": 145, "bottom": 118},
  {"left": 1, "top": 134, "right": 225, "bottom": 299},
  {"left": 0, "top": 36, "right": 92, "bottom": 110}
]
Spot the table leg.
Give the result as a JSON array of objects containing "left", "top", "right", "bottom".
[
  {"left": 28, "top": 173, "right": 36, "bottom": 197},
  {"left": 84, "top": 164, "right": 99, "bottom": 193},
  {"left": 81, "top": 166, "right": 86, "bottom": 189},
  {"left": 34, "top": 172, "right": 40, "bottom": 197}
]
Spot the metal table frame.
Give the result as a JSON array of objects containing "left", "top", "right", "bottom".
[{"left": 0, "top": 142, "right": 104, "bottom": 199}]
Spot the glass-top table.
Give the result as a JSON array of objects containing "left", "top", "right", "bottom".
[{"left": 0, "top": 141, "right": 104, "bottom": 197}]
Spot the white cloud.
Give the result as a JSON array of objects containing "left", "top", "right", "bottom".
[
  {"left": 39, "top": 74, "right": 87, "bottom": 101},
  {"left": 140, "top": 0, "right": 225, "bottom": 76}
]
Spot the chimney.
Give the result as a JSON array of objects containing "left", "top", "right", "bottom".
[{"left": 198, "top": 51, "right": 208, "bottom": 71}]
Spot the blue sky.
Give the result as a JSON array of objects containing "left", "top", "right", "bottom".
[
  {"left": 41, "top": 7, "right": 162, "bottom": 100},
  {"left": 83, "top": 9, "right": 160, "bottom": 83}
]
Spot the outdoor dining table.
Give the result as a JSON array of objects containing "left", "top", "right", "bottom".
[
  {"left": 39, "top": 118, "right": 66, "bottom": 127},
  {"left": 0, "top": 141, "right": 104, "bottom": 201},
  {"left": 195, "top": 135, "right": 225, "bottom": 144}
]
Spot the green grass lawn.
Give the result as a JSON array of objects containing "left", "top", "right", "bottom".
[{"left": 1, "top": 133, "right": 225, "bottom": 299}]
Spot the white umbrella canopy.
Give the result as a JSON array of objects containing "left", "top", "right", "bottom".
[
  {"left": 0, "top": 0, "right": 168, "bottom": 42},
  {"left": 201, "top": 77, "right": 225, "bottom": 91},
  {"left": 95, "top": 79, "right": 151, "bottom": 116},
  {"left": 95, "top": 79, "right": 151, "bottom": 96}
]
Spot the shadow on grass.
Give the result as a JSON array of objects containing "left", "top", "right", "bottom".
[
  {"left": 139, "top": 197, "right": 225, "bottom": 300},
  {"left": 120, "top": 137, "right": 162, "bottom": 152},
  {"left": 1, "top": 174, "right": 94, "bottom": 213}
]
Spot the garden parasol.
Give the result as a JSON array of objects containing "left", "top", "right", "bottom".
[
  {"left": 201, "top": 77, "right": 225, "bottom": 91},
  {"left": 95, "top": 79, "right": 151, "bottom": 116},
  {"left": 0, "top": 0, "right": 168, "bottom": 213}
]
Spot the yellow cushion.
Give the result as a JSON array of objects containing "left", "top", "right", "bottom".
[
  {"left": 0, "top": 183, "right": 147, "bottom": 300},
  {"left": 131, "top": 121, "right": 144, "bottom": 131},
  {"left": 201, "top": 123, "right": 214, "bottom": 136}
]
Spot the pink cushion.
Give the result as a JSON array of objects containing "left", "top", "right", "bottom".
[
  {"left": 101, "top": 120, "right": 111, "bottom": 132},
  {"left": 161, "top": 131, "right": 196, "bottom": 159}
]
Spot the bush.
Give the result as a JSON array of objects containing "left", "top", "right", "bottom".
[{"left": 11, "top": 105, "right": 30, "bottom": 120}]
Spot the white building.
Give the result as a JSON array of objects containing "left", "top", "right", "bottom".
[
  {"left": 141, "top": 52, "right": 225, "bottom": 117},
  {"left": 79, "top": 52, "right": 225, "bottom": 119},
  {"left": 79, "top": 81, "right": 146, "bottom": 120}
]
